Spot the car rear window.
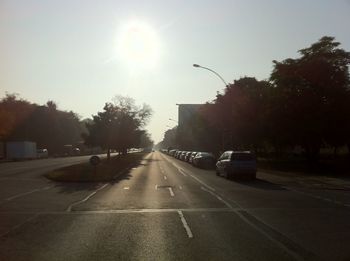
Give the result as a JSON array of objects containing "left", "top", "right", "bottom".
[{"left": 231, "top": 153, "right": 255, "bottom": 161}]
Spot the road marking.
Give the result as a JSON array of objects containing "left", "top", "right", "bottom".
[
  {"left": 164, "top": 175, "right": 167, "bottom": 180},
  {"left": 1, "top": 208, "right": 234, "bottom": 215},
  {"left": 66, "top": 183, "right": 108, "bottom": 212},
  {"left": 160, "top": 152, "right": 216, "bottom": 191},
  {"left": 187, "top": 173, "right": 215, "bottom": 191},
  {"left": 201, "top": 186, "right": 233, "bottom": 209},
  {"left": 178, "top": 168, "right": 187, "bottom": 176},
  {"left": 178, "top": 210, "right": 193, "bottom": 238},
  {"left": 0, "top": 213, "right": 40, "bottom": 238},
  {"left": 159, "top": 166, "right": 165, "bottom": 172},
  {"left": 160, "top": 152, "right": 310, "bottom": 257},
  {"left": 236, "top": 210, "right": 306, "bottom": 261},
  {"left": 168, "top": 187, "right": 175, "bottom": 197},
  {"left": 289, "top": 188, "right": 350, "bottom": 208},
  {"left": 155, "top": 184, "right": 158, "bottom": 190},
  {"left": 4, "top": 185, "right": 54, "bottom": 202},
  {"left": 179, "top": 186, "right": 183, "bottom": 190},
  {"left": 123, "top": 187, "right": 130, "bottom": 190}
]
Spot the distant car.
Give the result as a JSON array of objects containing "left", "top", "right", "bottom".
[
  {"left": 216, "top": 151, "right": 256, "bottom": 180},
  {"left": 193, "top": 152, "right": 216, "bottom": 168},
  {"left": 184, "top": 151, "right": 192, "bottom": 162},
  {"left": 189, "top": 152, "right": 198, "bottom": 164},
  {"left": 169, "top": 149, "right": 178, "bottom": 156},
  {"left": 179, "top": 151, "right": 188, "bottom": 161},
  {"left": 175, "top": 151, "right": 181, "bottom": 159},
  {"left": 37, "top": 148, "right": 48, "bottom": 158}
]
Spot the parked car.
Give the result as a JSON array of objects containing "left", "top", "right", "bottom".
[
  {"left": 37, "top": 148, "right": 49, "bottom": 158},
  {"left": 180, "top": 151, "right": 188, "bottom": 161},
  {"left": 216, "top": 151, "right": 256, "bottom": 180},
  {"left": 184, "top": 151, "right": 192, "bottom": 162},
  {"left": 193, "top": 152, "right": 216, "bottom": 168},
  {"left": 189, "top": 152, "right": 198, "bottom": 164},
  {"left": 169, "top": 149, "right": 178, "bottom": 156},
  {"left": 175, "top": 150, "right": 181, "bottom": 159}
]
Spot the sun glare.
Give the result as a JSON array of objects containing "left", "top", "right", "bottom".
[{"left": 117, "top": 20, "right": 160, "bottom": 69}]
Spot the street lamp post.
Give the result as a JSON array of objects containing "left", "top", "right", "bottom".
[
  {"left": 193, "top": 64, "right": 228, "bottom": 87},
  {"left": 193, "top": 63, "right": 229, "bottom": 151}
]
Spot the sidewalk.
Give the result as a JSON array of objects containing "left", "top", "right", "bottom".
[{"left": 258, "top": 168, "right": 350, "bottom": 191}]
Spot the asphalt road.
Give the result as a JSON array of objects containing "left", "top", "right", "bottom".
[{"left": 0, "top": 152, "right": 350, "bottom": 260}]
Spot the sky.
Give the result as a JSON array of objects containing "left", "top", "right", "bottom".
[{"left": 1, "top": 0, "right": 350, "bottom": 143}]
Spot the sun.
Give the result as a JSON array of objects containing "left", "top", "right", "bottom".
[{"left": 117, "top": 20, "right": 160, "bottom": 69}]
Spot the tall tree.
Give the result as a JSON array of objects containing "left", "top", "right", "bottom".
[
  {"left": 270, "top": 36, "right": 350, "bottom": 160},
  {"left": 84, "top": 96, "right": 152, "bottom": 159}
]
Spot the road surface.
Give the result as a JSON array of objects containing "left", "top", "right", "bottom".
[{"left": 0, "top": 152, "right": 350, "bottom": 260}]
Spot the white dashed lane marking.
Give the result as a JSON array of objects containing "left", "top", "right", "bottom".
[{"left": 178, "top": 210, "right": 193, "bottom": 238}]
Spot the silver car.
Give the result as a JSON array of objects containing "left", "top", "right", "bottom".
[{"left": 216, "top": 151, "right": 256, "bottom": 180}]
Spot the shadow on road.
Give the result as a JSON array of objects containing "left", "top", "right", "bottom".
[
  {"left": 233, "top": 178, "right": 286, "bottom": 191},
  {"left": 53, "top": 153, "right": 146, "bottom": 194}
]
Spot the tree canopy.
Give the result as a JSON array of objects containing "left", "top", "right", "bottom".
[{"left": 83, "top": 96, "right": 152, "bottom": 159}]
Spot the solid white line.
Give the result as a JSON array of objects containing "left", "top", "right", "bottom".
[
  {"left": 289, "top": 188, "right": 350, "bottom": 208},
  {"left": 235, "top": 211, "right": 304, "bottom": 261},
  {"left": 178, "top": 210, "right": 193, "bottom": 238},
  {"left": 155, "top": 184, "right": 158, "bottom": 190},
  {"left": 66, "top": 183, "right": 108, "bottom": 212},
  {"left": 178, "top": 168, "right": 188, "bottom": 177},
  {"left": 188, "top": 173, "right": 215, "bottom": 191},
  {"left": 4, "top": 185, "right": 54, "bottom": 201},
  {"left": 201, "top": 186, "right": 233, "bottom": 209},
  {"left": 123, "top": 187, "right": 130, "bottom": 190},
  {"left": 168, "top": 187, "right": 175, "bottom": 197},
  {"left": 164, "top": 176, "right": 167, "bottom": 180},
  {"left": 160, "top": 153, "right": 215, "bottom": 191}
]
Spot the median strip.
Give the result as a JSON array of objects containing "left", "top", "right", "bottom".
[{"left": 44, "top": 152, "right": 145, "bottom": 182}]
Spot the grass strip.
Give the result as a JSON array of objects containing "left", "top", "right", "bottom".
[{"left": 44, "top": 152, "right": 146, "bottom": 182}]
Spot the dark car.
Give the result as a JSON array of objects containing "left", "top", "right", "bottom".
[
  {"left": 193, "top": 152, "right": 216, "bottom": 168},
  {"left": 216, "top": 151, "right": 256, "bottom": 180}
]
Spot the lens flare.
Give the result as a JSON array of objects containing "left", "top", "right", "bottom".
[{"left": 117, "top": 20, "right": 160, "bottom": 69}]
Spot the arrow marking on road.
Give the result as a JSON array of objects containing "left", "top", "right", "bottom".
[{"left": 168, "top": 187, "right": 175, "bottom": 197}]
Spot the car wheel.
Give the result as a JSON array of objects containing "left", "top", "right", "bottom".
[{"left": 216, "top": 167, "right": 220, "bottom": 176}]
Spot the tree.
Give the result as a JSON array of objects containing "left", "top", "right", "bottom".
[
  {"left": 139, "top": 131, "right": 154, "bottom": 149},
  {"left": 270, "top": 36, "right": 350, "bottom": 160},
  {"left": 84, "top": 96, "right": 152, "bottom": 160},
  {"left": 201, "top": 77, "right": 271, "bottom": 153},
  {"left": 0, "top": 93, "right": 35, "bottom": 141}
]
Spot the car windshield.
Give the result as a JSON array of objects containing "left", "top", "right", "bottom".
[{"left": 1, "top": 1, "right": 349, "bottom": 260}]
